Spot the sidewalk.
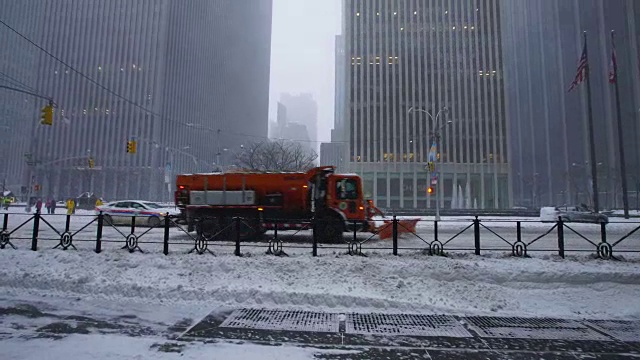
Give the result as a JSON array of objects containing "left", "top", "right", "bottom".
[
  {"left": 2, "top": 301, "right": 639, "bottom": 359},
  {"left": 181, "top": 308, "right": 640, "bottom": 359}
]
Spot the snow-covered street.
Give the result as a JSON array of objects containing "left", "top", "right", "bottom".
[{"left": 2, "top": 210, "right": 639, "bottom": 257}]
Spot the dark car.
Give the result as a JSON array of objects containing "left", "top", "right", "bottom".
[{"left": 76, "top": 192, "right": 99, "bottom": 210}]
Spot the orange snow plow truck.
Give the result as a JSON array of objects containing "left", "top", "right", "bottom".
[{"left": 174, "top": 166, "right": 383, "bottom": 243}]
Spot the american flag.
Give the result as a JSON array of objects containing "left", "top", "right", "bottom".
[
  {"left": 609, "top": 33, "right": 617, "bottom": 84},
  {"left": 568, "top": 41, "right": 588, "bottom": 92}
]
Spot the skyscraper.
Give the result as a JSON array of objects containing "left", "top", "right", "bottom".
[
  {"left": 0, "top": 0, "right": 272, "bottom": 201},
  {"left": 341, "top": 0, "right": 510, "bottom": 209},
  {"left": 279, "top": 93, "right": 319, "bottom": 147},
  {"left": 502, "top": 0, "right": 640, "bottom": 210}
]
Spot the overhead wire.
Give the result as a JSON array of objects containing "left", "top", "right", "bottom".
[{"left": 0, "top": 18, "right": 342, "bottom": 145}]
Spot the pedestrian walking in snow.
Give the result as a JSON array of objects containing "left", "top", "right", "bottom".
[
  {"left": 45, "top": 198, "right": 53, "bottom": 214},
  {"left": 35, "top": 198, "right": 43, "bottom": 214},
  {"left": 51, "top": 197, "right": 57, "bottom": 214}
]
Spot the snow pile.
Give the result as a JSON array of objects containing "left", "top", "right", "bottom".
[
  {"left": 1, "top": 250, "right": 639, "bottom": 320},
  {"left": 3, "top": 334, "right": 356, "bottom": 360}
]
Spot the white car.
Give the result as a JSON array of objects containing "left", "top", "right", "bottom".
[
  {"left": 540, "top": 205, "right": 609, "bottom": 224},
  {"left": 96, "top": 200, "right": 181, "bottom": 227}
]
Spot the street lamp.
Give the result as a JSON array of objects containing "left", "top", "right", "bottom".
[{"left": 408, "top": 106, "right": 451, "bottom": 220}]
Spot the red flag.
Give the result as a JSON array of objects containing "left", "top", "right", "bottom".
[
  {"left": 568, "top": 40, "right": 588, "bottom": 92},
  {"left": 609, "top": 34, "right": 617, "bottom": 84}
]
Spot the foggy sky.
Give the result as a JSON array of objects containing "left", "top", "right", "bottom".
[{"left": 269, "top": 0, "right": 342, "bottom": 144}]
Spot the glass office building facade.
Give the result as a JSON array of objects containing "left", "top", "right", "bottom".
[
  {"left": 502, "top": 0, "right": 640, "bottom": 209},
  {"left": 341, "top": 0, "right": 510, "bottom": 209},
  {"left": 0, "top": 0, "right": 272, "bottom": 201}
]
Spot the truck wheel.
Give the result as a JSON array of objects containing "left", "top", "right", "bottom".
[
  {"left": 228, "top": 218, "right": 261, "bottom": 242},
  {"left": 197, "top": 219, "right": 220, "bottom": 240},
  {"left": 317, "top": 215, "right": 344, "bottom": 244}
]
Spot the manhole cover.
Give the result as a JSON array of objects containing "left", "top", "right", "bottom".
[
  {"left": 465, "top": 317, "right": 610, "bottom": 341},
  {"left": 587, "top": 320, "right": 640, "bottom": 342},
  {"left": 346, "top": 314, "right": 471, "bottom": 338},
  {"left": 220, "top": 309, "right": 338, "bottom": 333}
]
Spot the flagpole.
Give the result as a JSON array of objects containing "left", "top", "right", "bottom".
[
  {"left": 611, "top": 30, "right": 630, "bottom": 218},
  {"left": 584, "top": 31, "right": 600, "bottom": 212}
]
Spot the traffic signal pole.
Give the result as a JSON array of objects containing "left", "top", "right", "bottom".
[{"left": 1, "top": 86, "right": 56, "bottom": 210}]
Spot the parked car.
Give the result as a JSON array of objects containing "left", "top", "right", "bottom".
[
  {"left": 96, "top": 200, "right": 181, "bottom": 227},
  {"left": 540, "top": 205, "right": 608, "bottom": 224}
]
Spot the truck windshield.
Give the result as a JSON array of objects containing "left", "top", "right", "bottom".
[{"left": 336, "top": 179, "right": 358, "bottom": 200}]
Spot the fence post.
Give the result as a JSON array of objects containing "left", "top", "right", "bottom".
[
  {"left": 31, "top": 211, "right": 40, "bottom": 251},
  {"left": 65, "top": 214, "right": 71, "bottom": 233},
  {"left": 392, "top": 216, "right": 398, "bottom": 256},
  {"left": 473, "top": 216, "right": 480, "bottom": 255},
  {"left": 312, "top": 217, "right": 318, "bottom": 257},
  {"left": 516, "top": 221, "right": 522, "bottom": 242},
  {"left": 131, "top": 216, "right": 136, "bottom": 235},
  {"left": 95, "top": 212, "right": 103, "bottom": 253},
  {"left": 163, "top": 215, "right": 170, "bottom": 256},
  {"left": 600, "top": 221, "right": 607, "bottom": 244},
  {"left": 234, "top": 217, "right": 241, "bottom": 256},
  {"left": 434, "top": 220, "right": 438, "bottom": 242},
  {"left": 353, "top": 220, "right": 357, "bottom": 243},
  {"left": 557, "top": 217, "right": 565, "bottom": 259},
  {"left": 2, "top": 213, "right": 7, "bottom": 231}
]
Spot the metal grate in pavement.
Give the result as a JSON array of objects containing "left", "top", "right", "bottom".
[
  {"left": 346, "top": 313, "right": 472, "bottom": 338},
  {"left": 219, "top": 308, "right": 338, "bottom": 333},
  {"left": 586, "top": 320, "right": 640, "bottom": 342},
  {"left": 465, "top": 316, "right": 610, "bottom": 341}
]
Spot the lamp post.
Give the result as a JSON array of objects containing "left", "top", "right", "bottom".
[{"left": 408, "top": 106, "right": 451, "bottom": 221}]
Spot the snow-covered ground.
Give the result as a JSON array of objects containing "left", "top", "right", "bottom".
[
  {"left": 1, "top": 214, "right": 640, "bottom": 358},
  {"left": 1, "top": 248, "right": 640, "bottom": 320},
  {"left": 4, "top": 331, "right": 353, "bottom": 360}
]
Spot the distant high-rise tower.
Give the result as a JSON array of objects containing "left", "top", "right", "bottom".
[
  {"left": 342, "top": 0, "right": 510, "bottom": 209},
  {"left": 0, "top": 0, "right": 272, "bottom": 201},
  {"left": 279, "top": 93, "right": 319, "bottom": 146}
]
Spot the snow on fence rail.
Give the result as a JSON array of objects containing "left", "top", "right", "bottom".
[{"left": 0, "top": 212, "right": 638, "bottom": 260}]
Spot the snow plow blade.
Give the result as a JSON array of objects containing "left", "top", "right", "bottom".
[{"left": 371, "top": 218, "right": 420, "bottom": 240}]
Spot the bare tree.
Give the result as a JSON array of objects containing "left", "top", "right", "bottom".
[{"left": 235, "top": 140, "right": 317, "bottom": 172}]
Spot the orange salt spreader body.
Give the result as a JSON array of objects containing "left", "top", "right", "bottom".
[{"left": 174, "top": 166, "right": 379, "bottom": 243}]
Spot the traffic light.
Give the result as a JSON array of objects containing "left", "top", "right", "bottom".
[
  {"left": 88, "top": 157, "right": 95, "bottom": 169},
  {"left": 427, "top": 161, "right": 435, "bottom": 173},
  {"left": 40, "top": 102, "right": 54, "bottom": 126},
  {"left": 427, "top": 186, "right": 434, "bottom": 195},
  {"left": 126, "top": 140, "right": 137, "bottom": 154}
]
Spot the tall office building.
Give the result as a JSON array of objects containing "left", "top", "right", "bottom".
[
  {"left": 321, "top": 35, "right": 347, "bottom": 171},
  {"left": 502, "top": 0, "right": 640, "bottom": 210},
  {"left": 0, "top": 0, "right": 272, "bottom": 201},
  {"left": 279, "top": 93, "right": 319, "bottom": 148},
  {"left": 341, "top": 0, "right": 510, "bottom": 209}
]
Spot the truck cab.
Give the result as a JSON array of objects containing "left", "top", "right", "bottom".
[{"left": 324, "top": 174, "right": 366, "bottom": 224}]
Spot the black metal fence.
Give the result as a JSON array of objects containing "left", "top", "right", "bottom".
[{"left": 1, "top": 212, "right": 638, "bottom": 260}]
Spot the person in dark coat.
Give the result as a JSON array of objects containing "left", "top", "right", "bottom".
[
  {"left": 35, "top": 198, "right": 43, "bottom": 214},
  {"left": 50, "top": 197, "right": 56, "bottom": 214}
]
